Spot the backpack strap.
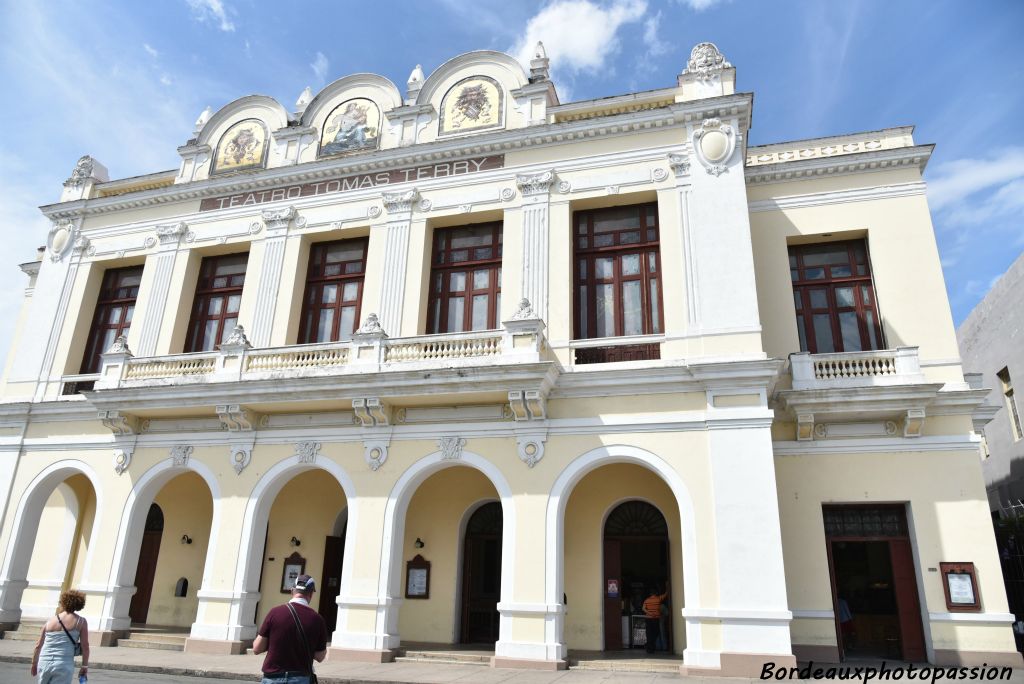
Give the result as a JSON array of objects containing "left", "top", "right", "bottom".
[{"left": 285, "top": 603, "right": 315, "bottom": 676}]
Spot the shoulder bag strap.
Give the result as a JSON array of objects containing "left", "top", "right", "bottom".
[
  {"left": 285, "top": 603, "right": 315, "bottom": 675},
  {"left": 56, "top": 614, "right": 81, "bottom": 651}
]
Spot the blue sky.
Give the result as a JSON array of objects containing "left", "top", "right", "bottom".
[{"left": 0, "top": 0, "right": 1021, "bottom": 366}]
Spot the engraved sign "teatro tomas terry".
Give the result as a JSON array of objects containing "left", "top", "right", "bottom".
[{"left": 199, "top": 155, "right": 504, "bottom": 212}]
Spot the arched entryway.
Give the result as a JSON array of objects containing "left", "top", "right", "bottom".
[
  {"left": 602, "top": 500, "right": 670, "bottom": 651},
  {"left": 460, "top": 501, "right": 502, "bottom": 644},
  {"left": 0, "top": 462, "right": 101, "bottom": 625}
]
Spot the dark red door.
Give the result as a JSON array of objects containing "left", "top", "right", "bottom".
[
  {"left": 603, "top": 539, "right": 622, "bottom": 650},
  {"left": 129, "top": 530, "right": 162, "bottom": 623},
  {"left": 890, "top": 539, "right": 926, "bottom": 662},
  {"left": 318, "top": 535, "right": 345, "bottom": 632}
]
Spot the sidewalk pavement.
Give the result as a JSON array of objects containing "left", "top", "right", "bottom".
[{"left": 0, "top": 640, "right": 720, "bottom": 683}]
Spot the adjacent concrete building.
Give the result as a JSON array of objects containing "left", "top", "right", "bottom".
[{"left": 958, "top": 252, "right": 1024, "bottom": 513}]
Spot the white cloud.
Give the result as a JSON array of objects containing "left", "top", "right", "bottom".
[
  {"left": 926, "top": 147, "right": 1024, "bottom": 212},
  {"left": 143, "top": 43, "right": 159, "bottom": 58},
  {"left": 310, "top": 51, "right": 329, "bottom": 85},
  {"left": 160, "top": 74, "right": 173, "bottom": 86},
  {"left": 642, "top": 12, "right": 669, "bottom": 57},
  {"left": 511, "top": 0, "right": 648, "bottom": 85},
  {"left": 185, "top": 0, "right": 235, "bottom": 32},
  {"left": 678, "top": 0, "right": 729, "bottom": 10}
]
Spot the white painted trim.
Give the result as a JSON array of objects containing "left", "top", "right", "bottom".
[
  {"left": 682, "top": 608, "right": 793, "bottom": 621},
  {"left": 250, "top": 234, "right": 288, "bottom": 347},
  {"left": 791, "top": 609, "right": 834, "bottom": 620},
  {"left": 772, "top": 435, "right": 979, "bottom": 455},
  {"left": 928, "top": 612, "right": 1015, "bottom": 624},
  {"left": 378, "top": 219, "right": 412, "bottom": 335},
  {"left": 747, "top": 182, "right": 926, "bottom": 212},
  {"left": 135, "top": 250, "right": 178, "bottom": 357}
]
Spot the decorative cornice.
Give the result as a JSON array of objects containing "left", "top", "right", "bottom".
[
  {"left": 745, "top": 145, "right": 934, "bottom": 185},
  {"left": 155, "top": 221, "right": 189, "bottom": 245},
  {"left": 382, "top": 188, "right": 420, "bottom": 214},
  {"left": 260, "top": 205, "right": 306, "bottom": 232},
  {"left": 40, "top": 93, "right": 753, "bottom": 221},
  {"left": 63, "top": 156, "right": 95, "bottom": 188},
  {"left": 747, "top": 182, "right": 927, "bottom": 213},
  {"left": 515, "top": 170, "right": 555, "bottom": 196}
]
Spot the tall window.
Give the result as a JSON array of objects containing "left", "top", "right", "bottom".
[
  {"left": 574, "top": 203, "right": 663, "bottom": 339},
  {"left": 299, "top": 239, "right": 368, "bottom": 343},
  {"left": 80, "top": 266, "right": 143, "bottom": 373},
  {"left": 185, "top": 253, "right": 247, "bottom": 352},
  {"left": 428, "top": 223, "right": 502, "bottom": 334},
  {"left": 998, "top": 368, "right": 1023, "bottom": 441},
  {"left": 789, "top": 239, "right": 882, "bottom": 353}
]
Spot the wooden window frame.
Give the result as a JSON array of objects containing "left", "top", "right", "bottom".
[
  {"left": 185, "top": 253, "right": 248, "bottom": 353},
  {"left": 789, "top": 239, "right": 883, "bottom": 354},
  {"left": 80, "top": 266, "right": 143, "bottom": 373},
  {"left": 298, "top": 238, "right": 368, "bottom": 344},
  {"left": 427, "top": 222, "right": 503, "bottom": 334},
  {"left": 573, "top": 203, "right": 664, "bottom": 341}
]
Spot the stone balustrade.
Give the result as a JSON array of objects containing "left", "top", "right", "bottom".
[{"left": 789, "top": 347, "right": 924, "bottom": 390}]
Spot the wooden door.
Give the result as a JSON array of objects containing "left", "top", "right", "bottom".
[
  {"left": 890, "top": 539, "right": 926, "bottom": 662},
  {"left": 318, "top": 535, "right": 345, "bottom": 632},
  {"left": 460, "top": 503, "right": 502, "bottom": 644},
  {"left": 129, "top": 530, "right": 162, "bottom": 623},
  {"left": 603, "top": 539, "right": 622, "bottom": 650}
]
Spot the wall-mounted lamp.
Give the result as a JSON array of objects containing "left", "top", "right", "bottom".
[
  {"left": 414, "top": 537, "right": 425, "bottom": 549},
  {"left": 290, "top": 536, "right": 301, "bottom": 547},
  {"left": 181, "top": 535, "right": 193, "bottom": 545}
]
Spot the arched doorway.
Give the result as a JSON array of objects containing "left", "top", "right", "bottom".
[
  {"left": 460, "top": 502, "right": 502, "bottom": 644},
  {"left": 129, "top": 504, "right": 164, "bottom": 624},
  {"left": 603, "top": 500, "right": 670, "bottom": 651}
]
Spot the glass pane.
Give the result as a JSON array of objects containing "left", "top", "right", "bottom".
[
  {"left": 447, "top": 297, "right": 464, "bottom": 331},
  {"left": 339, "top": 306, "right": 356, "bottom": 341},
  {"left": 212, "top": 276, "right": 228, "bottom": 289},
  {"left": 809, "top": 289, "right": 828, "bottom": 309},
  {"left": 796, "top": 316, "right": 808, "bottom": 351},
  {"left": 594, "top": 234, "right": 614, "bottom": 248},
  {"left": 221, "top": 317, "right": 237, "bottom": 341},
  {"left": 793, "top": 291, "right": 802, "bottom": 311},
  {"left": 648, "top": 252, "right": 657, "bottom": 272},
  {"left": 203, "top": 320, "right": 218, "bottom": 351},
  {"left": 646, "top": 229, "right": 656, "bottom": 241},
  {"left": 866, "top": 311, "right": 878, "bottom": 350},
  {"left": 622, "top": 281, "right": 642, "bottom": 335},
  {"left": 227, "top": 294, "right": 241, "bottom": 313},
  {"left": 805, "top": 268, "right": 825, "bottom": 280},
  {"left": 835, "top": 287, "right": 855, "bottom": 308},
  {"left": 789, "top": 254, "right": 797, "bottom": 268},
  {"left": 595, "top": 284, "right": 615, "bottom": 338},
  {"left": 434, "top": 273, "right": 442, "bottom": 292},
  {"left": 578, "top": 260, "right": 587, "bottom": 279},
  {"left": 450, "top": 272, "right": 466, "bottom": 292},
  {"left": 213, "top": 254, "right": 248, "bottom": 275},
  {"left": 472, "top": 294, "right": 489, "bottom": 330},
  {"left": 119, "top": 272, "right": 143, "bottom": 287},
  {"left": 650, "top": 279, "right": 660, "bottom": 333},
  {"left": 621, "top": 254, "right": 640, "bottom": 276},
  {"left": 812, "top": 314, "right": 835, "bottom": 353},
  {"left": 495, "top": 293, "right": 500, "bottom": 321},
  {"left": 803, "top": 245, "right": 849, "bottom": 267},
  {"left": 324, "top": 264, "right": 342, "bottom": 277},
  {"left": 620, "top": 231, "right": 640, "bottom": 244},
  {"left": 108, "top": 307, "right": 122, "bottom": 324},
  {"left": 839, "top": 312, "right": 861, "bottom": 351},
  {"left": 208, "top": 297, "right": 223, "bottom": 315},
  {"left": 342, "top": 282, "right": 359, "bottom": 301},
  {"left": 101, "top": 329, "right": 116, "bottom": 355},
  {"left": 578, "top": 237, "right": 588, "bottom": 249},
  {"left": 324, "top": 242, "right": 366, "bottom": 263},
  {"left": 431, "top": 299, "right": 441, "bottom": 334},
  {"left": 322, "top": 284, "right": 338, "bottom": 305},
  {"left": 450, "top": 225, "right": 495, "bottom": 249},
  {"left": 596, "top": 258, "right": 614, "bottom": 279},
  {"left": 344, "top": 261, "right": 363, "bottom": 274},
  {"left": 832, "top": 265, "right": 852, "bottom": 277},
  {"left": 579, "top": 286, "right": 587, "bottom": 338},
  {"left": 791, "top": 269, "right": 798, "bottom": 282},
  {"left": 318, "top": 309, "right": 335, "bottom": 341},
  {"left": 860, "top": 286, "right": 872, "bottom": 305},
  {"left": 473, "top": 247, "right": 492, "bottom": 260},
  {"left": 450, "top": 249, "right": 469, "bottom": 262},
  {"left": 473, "top": 270, "right": 489, "bottom": 290},
  {"left": 856, "top": 264, "right": 867, "bottom": 276},
  {"left": 593, "top": 206, "right": 641, "bottom": 232}
]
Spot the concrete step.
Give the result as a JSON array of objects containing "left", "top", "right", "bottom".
[
  {"left": 117, "top": 637, "right": 186, "bottom": 652},
  {"left": 123, "top": 632, "right": 188, "bottom": 645},
  {"left": 569, "top": 658, "right": 682, "bottom": 673},
  {"left": 397, "top": 650, "right": 491, "bottom": 665},
  {"left": 2, "top": 621, "right": 47, "bottom": 642}
]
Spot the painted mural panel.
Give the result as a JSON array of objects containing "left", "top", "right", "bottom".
[
  {"left": 320, "top": 98, "right": 381, "bottom": 157},
  {"left": 211, "top": 119, "right": 268, "bottom": 174},
  {"left": 439, "top": 77, "right": 503, "bottom": 135}
]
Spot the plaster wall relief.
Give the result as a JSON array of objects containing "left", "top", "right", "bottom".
[
  {"left": 211, "top": 119, "right": 268, "bottom": 175},
  {"left": 439, "top": 76, "right": 503, "bottom": 135}
]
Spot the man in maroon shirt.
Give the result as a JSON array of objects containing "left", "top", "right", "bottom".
[{"left": 253, "top": 574, "right": 328, "bottom": 684}]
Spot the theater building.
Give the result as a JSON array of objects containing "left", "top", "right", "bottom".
[{"left": 0, "top": 43, "right": 1017, "bottom": 675}]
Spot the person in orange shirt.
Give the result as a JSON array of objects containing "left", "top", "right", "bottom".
[{"left": 642, "top": 583, "right": 669, "bottom": 654}]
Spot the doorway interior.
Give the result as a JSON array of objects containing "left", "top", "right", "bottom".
[
  {"left": 603, "top": 500, "right": 671, "bottom": 652},
  {"left": 129, "top": 503, "right": 164, "bottom": 624},
  {"left": 460, "top": 502, "right": 502, "bottom": 644},
  {"left": 317, "top": 509, "right": 347, "bottom": 633},
  {"left": 824, "top": 505, "right": 926, "bottom": 662}
]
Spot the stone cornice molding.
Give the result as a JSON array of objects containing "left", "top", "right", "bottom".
[
  {"left": 745, "top": 145, "right": 934, "bottom": 185},
  {"left": 382, "top": 188, "right": 420, "bottom": 214},
  {"left": 40, "top": 93, "right": 753, "bottom": 221},
  {"left": 747, "top": 182, "right": 927, "bottom": 213}
]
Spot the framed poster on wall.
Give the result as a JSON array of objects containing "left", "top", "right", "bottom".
[
  {"left": 940, "top": 562, "right": 980, "bottom": 611},
  {"left": 281, "top": 552, "right": 306, "bottom": 594},
  {"left": 406, "top": 554, "right": 430, "bottom": 599}
]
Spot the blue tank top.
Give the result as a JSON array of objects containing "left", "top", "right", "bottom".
[{"left": 38, "top": 617, "right": 80, "bottom": 662}]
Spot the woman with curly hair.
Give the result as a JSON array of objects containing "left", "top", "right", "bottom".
[{"left": 30, "top": 589, "right": 89, "bottom": 683}]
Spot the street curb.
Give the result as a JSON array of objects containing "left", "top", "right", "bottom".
[{"left": 0, "top": 654, "right": 421, "bottom": 684}]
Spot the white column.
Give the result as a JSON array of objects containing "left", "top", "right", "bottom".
[
  {"left": 135, "top": 222, "right": 187, "bottom": 357},
  {"left": 669, "top": 155, "right": 701, "bottom": 328},
  {"left": 377, "top": 189, "right": 419, "bottom": 335},
  {"left": 515, "top": 171, "right": 555, "bottom": 323},
  {"left": 249, "top": 206, "right": 304, "bottom": 347}
]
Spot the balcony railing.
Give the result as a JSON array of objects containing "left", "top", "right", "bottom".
[
  {"left": 789, "top": 347, "right": 924, "bottom": 390},
  {"left": 92, "top": 316, "right": 547, "bottom": 391}
]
